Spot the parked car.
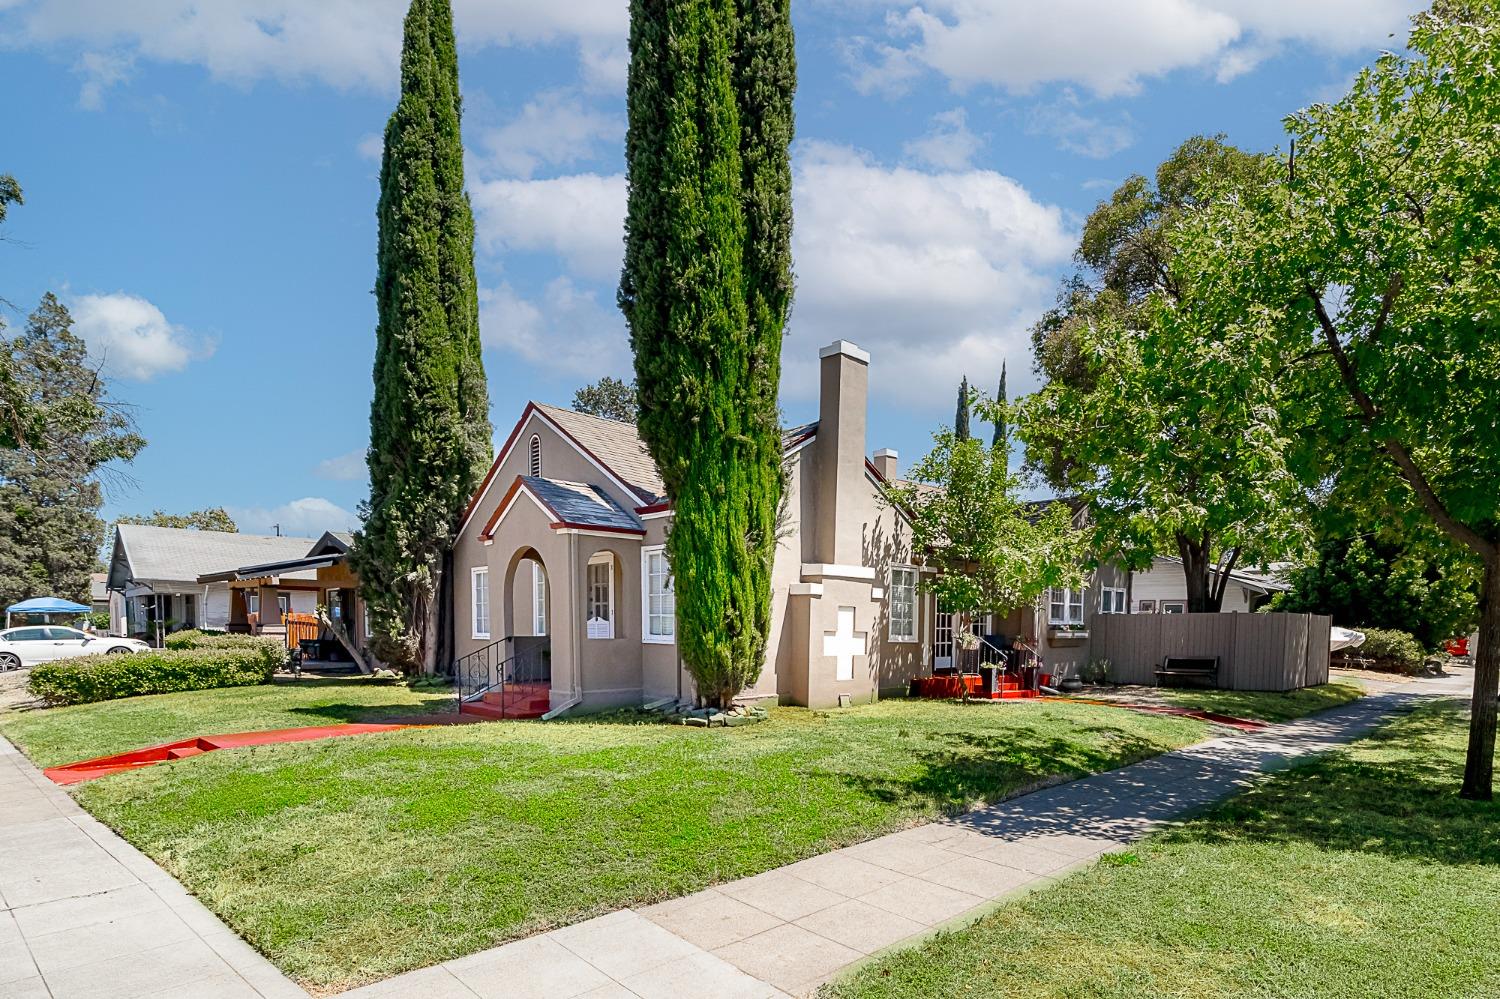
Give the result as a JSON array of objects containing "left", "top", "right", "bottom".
[{"left": 0, "top": 626, "right": 148, "bottom": 669}]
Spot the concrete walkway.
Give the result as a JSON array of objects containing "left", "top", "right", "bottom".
[
  {"left": 0, "top": 736, "right": 307, "bottom": 999},
  {"left": 339, "top": 684, "right": 1463, "bottom": 999}
]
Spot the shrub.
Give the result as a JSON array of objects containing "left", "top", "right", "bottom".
[
  {"left": 164, "top": 629, "right": 254, "bottom": 650},
  {"left": 27, "top": 642, "right": 284, "bottom": 706},
  {"left": 1355, "top": 628, "right": 1426, "bottom": 674}
]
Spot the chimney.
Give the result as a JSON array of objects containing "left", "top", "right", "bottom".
[
  {"left": 814, "top": 340, "right": 870, "bottom": 565},
  {"left": 872, "top": 448, "right": 898, "bottom": 481}
]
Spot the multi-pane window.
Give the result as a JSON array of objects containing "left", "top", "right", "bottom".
[
  {"left": 1048, "top": 587, "right": 1085, "bottom": 625},
  {"left": 889, "top": 567, "right": 917, "bottom": 641},
  {"left": 586, "top": 555, "right": 613, "bottom": 639},
  {"left": 471, "top": 567, "right": 490, "bottom": 639},
  {"left": 532, "top": 561, "right": 547, "bottom": 636},
  {"left": 642, "top": 547, "right": 674, "bottom": 643},
  {"left": 1099, "top": 587, "right": 1127, "bottom": 614}
]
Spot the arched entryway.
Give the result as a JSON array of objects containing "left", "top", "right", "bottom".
[{"left": 495, "top": 546, "right": 551, "bottom": 716}]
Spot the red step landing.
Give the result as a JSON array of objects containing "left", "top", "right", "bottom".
[{"left": 460, "top": 683, "right": 551, "bottom": 721}]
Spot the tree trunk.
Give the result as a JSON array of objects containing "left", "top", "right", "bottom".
[
  {"left": 435, "top": 548, "right": 454, "bottom": 677},
  {"left": 1461, "top": 556, "right": 1499, "bottom": 801},
  {"left": 419, "top": 570, "right": 441, "bottom": 676},
  {"left": 1177, "top": 534, "right": 1216, "bottom": 612}
]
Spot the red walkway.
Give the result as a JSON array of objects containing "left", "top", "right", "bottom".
[{"left": 43, "top": 722, "right": 415, "bottom": 785}]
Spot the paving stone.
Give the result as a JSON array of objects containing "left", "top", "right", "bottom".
[
  {"left": 0, "top": 912, "right": 40, "bottom": 985},
  {"left": 780, "top": 853, "right": 905, "bottom": 898},
  {"left": 337, "top": 966, "right": 479, "bottom": 998},
  {"left": 713, "top": 923, "right": 862, "bottom": 996},
  {"left": 793, "top": 899, "right": 925, "bottom": 955},
  {"left": 622, "top": 949, "right": 786, "bottom": 999},
  {"left": 41, "top": 937, "right": 235, "bottom": 999},
  {"left": 549, "top": 910, "right": 701, "bottom": 982},
  {"left": 856, "top": 876, "right": 986, "bottom": 926},
  {"left": 447, "top": 934, "right": 611, "bottom": 999},
  {"left": 718, "top": 870, "right": 845, "bottom": 922},
  {"left": 917, "top": 855, "right": 1036, "bottom": 898},
  {"left": 26, "top": 907, "right": 197, "bottom": 976},
  {"left": 0, "top": 976, "right": 50, "bottom": 999},
  {"left": 11, "top": 883, "right": 168, "bottom": 938},
  {"left": 839, "top": 836, "right": 953, "bottom": 876},
  {"left": 639, "top": 889, "right": 784, "bottom": 951}
]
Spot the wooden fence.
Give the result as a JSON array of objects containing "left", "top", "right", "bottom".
[
  {"left": 1090, "top": 612, "right": 1331, "bottom": 691},
  {"left": 284, "top": 612, "right": 320, "bottom": 650}
]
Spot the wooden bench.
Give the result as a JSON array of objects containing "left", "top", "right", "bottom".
[{"left": 1155, "top": 656, "right": 1219, "bottom": 688}]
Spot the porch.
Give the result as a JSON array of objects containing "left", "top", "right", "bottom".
[
  {"left": 917, "top": 605, "right": 1046, "bottom": 700},
  {"left": 454, "top": 635, "right": 553, "bottom": 720}
]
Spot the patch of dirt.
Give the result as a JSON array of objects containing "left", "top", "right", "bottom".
[{"left": 0, "top": 668, "right": 41, "bottom": 714}]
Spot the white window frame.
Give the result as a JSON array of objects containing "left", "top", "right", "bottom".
[
  {"left": 531, "top": 561, "right": 547, "bottom": 636},
  {"left": 640, "top": 546, "right": 675, "bottom": 645},
  {"left": 471, "top": 567, "right": 491, "bottom": 640},
  {"left": 529, "top": 434, "right": 542, "bottom": 477},
  {"left": 245, "top": 590, "right": 260, "bottom": 616},
  {"left": 1047, "top": 587, "right": 1086, "bottom": 626},
  {"left": 586, "top": 553, "right": 614, "bottom": 640},
  {"left": 1161, "top": 601, "right": 1186, "bottom": 614},
  {"left": 1099, "top": 586, "right": 1127, "bottom": 614},
  {"left": 888, "top": 566, "right": 918, "bottom": 642}
]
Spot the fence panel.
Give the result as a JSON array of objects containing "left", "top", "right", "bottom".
[{"left": 1095, "top": 612, "right": 1330, "bottom": 691}]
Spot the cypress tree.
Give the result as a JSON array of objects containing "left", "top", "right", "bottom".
[
  {"left": 955, "top": 376, "right": 971, "bottom": 440},
  {"left": 353, "top": 0, "right": 492, "bottom": 674},
  {"left": 992, "top": 361, "right": 1008, "bottom": 453},
  {"left": 621, "top": 0, "right": 795, "bottom": 707}
]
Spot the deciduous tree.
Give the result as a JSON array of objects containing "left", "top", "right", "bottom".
[
  {"left": 117, "top": 508, "right": 238, "bottom": 533},
  {"left": 571, "top": 376, "right": 638, "bottom": 422},
  {"left": 353, "top": 0, "right": 492, "bottom": 674}
]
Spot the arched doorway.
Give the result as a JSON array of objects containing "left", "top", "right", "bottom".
[{"left": 501, "top": 547, "right": 552, "bottom": 708}]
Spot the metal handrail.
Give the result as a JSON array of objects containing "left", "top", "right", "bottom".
[{"left": 455, "top": 637, "right": 511, "bottom": 704}]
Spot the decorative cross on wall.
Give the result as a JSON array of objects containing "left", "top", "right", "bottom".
[{"left": 822, "top": 606, "right": 867, "bottom": 682}]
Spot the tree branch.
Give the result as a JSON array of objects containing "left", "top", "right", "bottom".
[{"left": 1305, "top": 282, "right": 1495, "bottom": 559}]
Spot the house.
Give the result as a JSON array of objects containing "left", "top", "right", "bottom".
[
  {"left": 104, "top": 525, "right": 318, "bottom": 639},
  {"left": 88, "top": 572, "right": 110, "bottom": 618},
  {"left": 452, "top": 340, "right": 1128, "bottom": 714},
  {"left": 196, "top": 532, "right": 370, "bottom": 663},
  {"left": 1127, "top": 556, "right": 1288, "bottom": 614}
]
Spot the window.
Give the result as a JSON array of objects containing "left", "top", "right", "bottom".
[
  {"left": 1137, "top": 599, "right": 1157, "bottom": 614},
  {"left": 1099, "top": 587, "right": 1127, "bottom": 614},
  {"left": 277, "top": 592, "right": 292, "bottom": 620},
  {"left": 586, "top": 553, "right": 614, "bottom": 639},
  {"left": 531, "top": 561, "right": 547, "bottom": 636},
  {"left": 641, "top": 547, "right": 675, "bottom": 643},
  {"left": 246, "top": 590, "right": 260, "bottom": 616},
  {"left": 182, "top": 593, "right": 196, "bottom": 628},
  {"left": 1162, "top": 601, "right": 1186, "bottom": 614},
  {"left": 529, "top": 434, "right": 542, "bottom": 477},
  {"left": 1048, "top": 587, "right": 1085, "bottom": 625},
  {"left": 888, "top": 567, "right": 917, "bottom": 642},
  {"left": 471, "top": 567, "right": 490, "bottom": 639}
]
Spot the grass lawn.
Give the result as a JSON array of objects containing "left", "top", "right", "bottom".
[
  {"left": 12, "top": 691, "right": 1209, "bottom": 991},
  {"left": 822, "top": 700, "right": 1500, "bottom": 999},
  {"left": 0, "top": 677, "right": 454, "bottom": 767},
  {"left": 1157, "top": 680, "right": 1364, "bottom": 722}
]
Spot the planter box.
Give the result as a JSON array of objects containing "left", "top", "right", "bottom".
[{"left": 1048, "top": 628, "right": 1089, "bottom": 644}]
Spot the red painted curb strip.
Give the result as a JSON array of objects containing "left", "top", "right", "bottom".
[{"left": 44, "top": 723, "right": 417, "bottom": 786}]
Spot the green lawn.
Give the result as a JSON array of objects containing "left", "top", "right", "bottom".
[
  {"left": 822, "top": 700, "right": 1500, "bottom": 999},
  {"left": 12, "top": 691, "right": 1209, "bottom": 991},
  {"left": 0, "top": 677, "right": 454, "bottom": 767},
  {"left": 1157, "top": 680, "right": 1365, "bottom": 722}
]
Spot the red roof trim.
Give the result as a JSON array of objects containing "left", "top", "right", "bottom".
[
  {"left": 548, "top": 522, "right": 647, "bottom": 536},
  {"left": 479, "top": 476, "right": 532, "bottom": 541},
  {"left": 635, "top": 501, "right": 671, "bottom": 515},
  {"left": 462, "top": 403, "right": 540, "bottom": 533}
]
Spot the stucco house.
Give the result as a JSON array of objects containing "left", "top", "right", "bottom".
[{"left": 453, "top": 340, "right": 1132, "bottom": 715}]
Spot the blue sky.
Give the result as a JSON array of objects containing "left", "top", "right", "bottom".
[{"left": 0, "top": 0, "right": 1423, "bottom": 537}]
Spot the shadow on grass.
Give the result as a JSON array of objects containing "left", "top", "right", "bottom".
[
  {"left": 1158, "top": 702, "right": 1500, "bottom": 867},
  {"left": 1161, "top": 683, "right": 1362, "bottom": 722}
]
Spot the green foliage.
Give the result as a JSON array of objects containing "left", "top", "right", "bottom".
[
  {"left": 571, "top": 376, "right": 638, "bottom": 422},
  {"left": 117, "top": 508, "right": 237, "bottom": 533},
  {"left": 992, "top": 362, "right": 1008, "bottom": 453},
  {"left": 620, "top": 0, "right": 794, "bottom": 706},
  {"left": 1020, "top": 137, "right": 1290, "bottom": 611},
  {"left": 163, "top": 629, "right": 257, "bottom": 651},
  {"left": 954, "top": 376, "right": 971, "bottom": 440},
  {"left": 1355, "top": 628, "right": 1427, "bottom": 674},
  {"left": 0, "top": 294, "right": 145, "bottom": 609},
  {"left": 354, "top": 0, "right": 492, "bottom": 674},
  {"left": 1169, "top": 6, "right": 1500, "bottom": 796},
  {"left": 886, "top": 420, "right": 1086, "bottom": 622},
  {"left": 27, "top": 642, "right": 282, "bottom": 706},
  {"left": 86, "top": 610, "right": 111, "bottom": 631},
  {"left": 1272, "top": 537, "right": 1479, "bottom": 649}
]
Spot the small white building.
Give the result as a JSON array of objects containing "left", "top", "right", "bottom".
[{"left": 1128, "top": 556, "right": 1288, "bottom": 614}]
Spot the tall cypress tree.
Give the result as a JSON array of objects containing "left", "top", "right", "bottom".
[
  {"left": 955, "top": 376, "right": 971, "bottom": 440},
  {"left": 621, "top": 0, "right": 795, "bottom": 707},
  {"left": 354, "top": 0, "right": 492, "bottom": 674},
  {"left": 992, "top": 361, "right": 1008, "bottom": 452}
]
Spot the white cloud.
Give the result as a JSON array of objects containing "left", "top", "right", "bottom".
[
  {"left": 314, "top": 449, "right": 366, "bottom": 482},
  {"left": 902, "top": 108, "right": 982, "bottom": 170},
  {"left": 74, "top": 49, "right": 133, "bottom": 110},
  {"left": 1, "top": 0, "right": 627, "bottom": 103},
  {"left": 1026, "top": 92, "right": 1135, "bottom": 159},
  {"left": 841, "top": 0, "right": 1421, "bottom": 97},
  {"left": 477, "top": 90, "right": 622, "bottom": 179},
  {"left": 228, "top": 497, "right": 359, "bottom": 538},
  {"left": 68, "top": 292, "right": 213, "bottom": 380},
  {"left": 470, "top": 172, "right": 625, "bottom": 281},
  {"left": 479, "top": 278, "right": 629, "bottom": 379},
  {"left": 355, "top": 132, "right": 383, "bottom": 162},
  {"left": 785, "top": 141, "right": 1073, "bottom": 407}
]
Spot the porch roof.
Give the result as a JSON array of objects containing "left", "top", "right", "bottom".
[{"left": 483, "top": 475, "right": 646, "bottom": 540}]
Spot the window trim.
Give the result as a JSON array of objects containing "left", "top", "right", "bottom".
[
  {"left": 1099, "top": 586, "right": 1127, "bottom": 615},
  {"left": 531, "top": 561, "right": 547, "bottom": 636},
  {"left": 1161, "top": 601, "right": 1187, "bottom": 615},
  {"left": 471, "top": 567, "right": 491, "bottom": 640},
  {"left": 640, "top": 545, "right": 675, "bottom": 645},
  {"left": 888, "top": 566, "right": 918, "bottom": 643},
  {"left": 529, "top": 434, "right": 542, "bottom": 477},
  {"left": 586, "top": 552, "right": 615, "bottom": 640},
  {"left": 1047, "top": 586, "right": 1086, "bottom": 626}
]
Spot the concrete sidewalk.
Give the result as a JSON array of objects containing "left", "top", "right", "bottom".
[
  {"left": 339, "top": 686, "right": 1452, "bottom": 999},
  {"left": 0, "top": 736, "right": 307, "bottom": 999}
]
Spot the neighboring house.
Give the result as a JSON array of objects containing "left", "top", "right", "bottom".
[
  {"left": 453, "top": 340, "right": 1127, "bottom": 714},
  {"left": 104, "top": 525, "right": 317, "bottom": 639},
  {"left": 196, "top": 532, "right": 368, "bottom": 659},
  {"left": 88, "top": 572, "right": 110, "bottom": 618},
  {"left": 1128, "top": 556, "right": 1288, "bottom": 615}
]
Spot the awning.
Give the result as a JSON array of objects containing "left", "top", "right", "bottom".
[{"left": 6, "top": 597, "right": 92, "bottom": 614}]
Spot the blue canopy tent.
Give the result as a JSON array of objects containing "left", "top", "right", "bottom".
[{"left": 5, "top": 597, "right": 92, "bottom": 628}]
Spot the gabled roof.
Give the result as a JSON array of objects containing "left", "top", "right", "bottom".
[
  {"left": 481, "top": 475, "right": 646, "bottom": 540},
  {"left": 534, "top": 405, "right": 666, "bottom": 505},
  {"left": 196, "top": 531, "right": 356, "bottom": 584},
  {"left": 108, "top": 525, "right": 316, "bottom": 590},
  {"left": 1152, "top": 555, "right": 1291, "bottom": 594}
]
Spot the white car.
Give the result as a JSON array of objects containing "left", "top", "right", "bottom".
[{"left": 0, "top": 627, "right": 149, "bottom": 670}]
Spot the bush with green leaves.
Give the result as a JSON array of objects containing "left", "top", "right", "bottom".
[
  {"left": 1354, "top": 628, "right": 1426, "bottom": 674},
  {"left": 27, "top": 642, "right": 283, "bottom": 706},
  {"left": 162, "top": 629, "right": 242, "bottom": 650}
]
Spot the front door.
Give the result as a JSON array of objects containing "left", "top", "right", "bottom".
[{"left": 935, "top": 608, "right": 991, "bottom": 670}]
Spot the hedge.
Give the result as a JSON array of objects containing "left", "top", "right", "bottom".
[
  {"left": 28, "top": 642, "right": 284, "bottom": 706},
  {"left": 1356, "top": 627, "right": 1427, "bottom": 674},
  {"left": 162, "top": 628, "right": 249, "bottom": 650}
]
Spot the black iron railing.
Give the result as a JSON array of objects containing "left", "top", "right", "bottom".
[{"left": 454, "top": 637, "right": 552, "bottom": 708}]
